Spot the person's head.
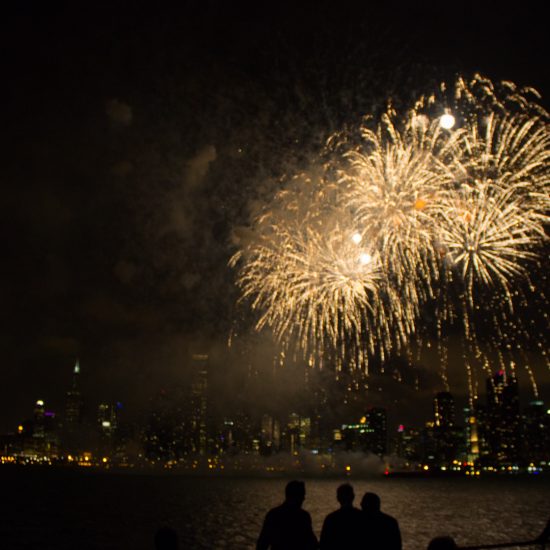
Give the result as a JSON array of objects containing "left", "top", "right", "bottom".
[
  {"left": 285, "top": 480, "right": 306, "bottom": 507},
  {"left": 360, "top": 492, "right": 381, "bottom": 512},
  {"left": 154, "top": 527, "right": 179, "bottom": 550},
  {"left": 427, "top": 537, "right": 457, "bottom": 550},
  {"left": 336, "top": 483, "right": 355, "bottom": 507}
]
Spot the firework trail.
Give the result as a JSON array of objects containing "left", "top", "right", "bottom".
[{"left": 425, "top": 79, "right": 550, "bottom": 393}]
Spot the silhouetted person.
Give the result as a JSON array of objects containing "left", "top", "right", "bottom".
[
  {"left": 320, "top": 483, "right": 363, "bottom": 549},
  {"left": 427, "top": 536, "right": 457, "bottom": 550},
  {"left": 257, "top": 480, "right": 318, "bottom": 550},
  {"left": 154, "top": 526, "right": 179, "bottom": 550},
  {"left": 537, "top": 517, "right": 550, "bottom": 543},
  {"left": 361, "top": 492, "right": 402, "bottom": 550}
]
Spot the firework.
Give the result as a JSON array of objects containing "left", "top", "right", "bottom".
[
  {"left": 436, "top": 113, "right": 550, "bottom": 301},
  {"left": 230, "top": 170, "right": 418, "bottom": 369},
  {"left": 337, "top": 107, "right": 462, "bottom": 294},
  {"left": 231, "top": 75, "right": 549, "bottom": 382}
]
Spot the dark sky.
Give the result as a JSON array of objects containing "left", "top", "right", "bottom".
[{"left": 1, "top": 2, "right": 549, "bottom": 432}]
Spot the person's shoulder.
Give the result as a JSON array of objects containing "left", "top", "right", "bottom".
[
  {"left": 323, "top": 509, "right": 340, "bottom": 523},
  {"left": 265, "top": 503, "right": 286, "bottom": 518},
  {"left": 380, "top": 511, "right": 399, "bottom": 525}
]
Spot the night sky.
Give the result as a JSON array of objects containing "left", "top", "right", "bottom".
[{"left": 2, "top": 2, "right": 549, "bottom": 432}]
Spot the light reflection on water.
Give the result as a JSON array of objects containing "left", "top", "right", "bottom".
[{"left": 3, "top": 469, "right": 549, "bottom": 549}]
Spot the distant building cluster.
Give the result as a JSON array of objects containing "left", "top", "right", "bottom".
[
  {"left": 1, "top": 358, "right": 549, "bottom": 475},
  {"left": 393, "top": 372, "right": 550, "bottom": 474}
]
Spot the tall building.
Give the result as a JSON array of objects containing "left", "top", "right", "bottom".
[
  {"left": 63, "top": 359, "right": 84, "bottom": 455},
  {"left": 33, "top": 399, "right": 46, "bottom": 439},
  {"left": 522, "top": 400, "right": 550, "bottom": 466},
  {"left": 463, "top": 406, "right": 480, "bottom": 464},
  {"left": 434, "top": 392, "right": 455, "bottom": 428},
  {"left": 394, "top": 424, "right": 422, "bottom": 463},
  {"left": 339, "top": 408, "right": 387, "bottom": 457},
  {"left": 97, "top": 402, "right": 120, "bottom": 458},
  {"left": 486, "top": 370, "right": 521, "bottom": 466},
  {"left": 190, "top": 354, "right": 208, "bottom": 455},
  {"left": 65, "top": 359, "right": 83, "bottom": 427},
  {"left": 285, "top": 413, "right": 310, "bottom": 455},
  {"left": 432, "top": 392, "right": 459, "bottom": 466},
  {"left": 367, "top": 408, "right": 387, "bottom": 457},
  {"left": 260, "top": 414, "right": 281, "bottom": 455}
]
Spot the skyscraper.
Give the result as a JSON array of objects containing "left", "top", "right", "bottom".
[
  {"left": 65, "top": 359, "right": 83, "bottom": 427},
  {"left": 339, "top": 408, "right": 387, "bottom": 457},
  {"left": 432, "top": 392, "right": 459, "bottom": 466},
  {"left": 190, "top": 354, "right": 208, "bottom": 455},
  {"left": 486, "top": 370, "right": 520, "bottom": 466},
  {"left": 434, "top": 392, "right": 455, "bottom": 428},
  {"left": 63, "top": 359, "right": 84, "bottom": 455},
  {"left": 522, "top": 400, "right": 550, "bottom": 466},
  {"left": 367, "top": 407, "right": 387, "bottom": 457}
]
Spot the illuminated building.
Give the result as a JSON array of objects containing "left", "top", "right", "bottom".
[
  {"left": 367, "top": 408, "right": 387, "bottom": 456},
  {"left": 97, "top": 402, "right": 120, "bottom": 458},
  {"left": 62, "top": 360, "right": 84, "bottom": 455},
  {"left": 190, "top": 354, "right": 209, "bottom": 455},
  {"left": 394, "top": 425, "right": 422, "bottom": 463},
  {"left": 432, "top": 392, "right": 460, "bottom": 466},
  {"left": 260, "top": 414, "right": 281, "bottom": 455},
  {"left": 339, "top": 408, "right": 387, "bottom": 457},
  {"left": 522, "top": 400, "right": 550, "bottom": 466},
  {"left": 421, "top": 422, "right": 437, "bottom": 466},
  {"left": 434, "top": 392, "right": 455, "bottom": 428},
  {"left": 284, "top": 413, "right": 310, "bottom": 454},
  {"left": 98, "top": 403, "right": 118, "bottom": 437},
  {"left": 145, "top": 389, "right": 186, "bottom": 461},
  {"left": 220, "top": 412, "right": 255, "bottom": 455},
  {"left": 486, "top": 370, "right": 521, "bottom": 466},
  {"left": 463, "top": 407, "right": 480, "bottom": 464},
  {"left": 65, "top": 360, "right": 83, "bottom": 428},
  {"left": 33, "top": 399, "right": 45, "bottom": 439}
]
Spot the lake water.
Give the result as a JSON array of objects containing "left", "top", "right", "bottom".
[{"left": 2, "top": 468, "right": 548, "bottom": 549}]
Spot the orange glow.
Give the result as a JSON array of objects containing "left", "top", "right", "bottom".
[{"left": 414, "top": 198, "right": 427, "bottom": 210}]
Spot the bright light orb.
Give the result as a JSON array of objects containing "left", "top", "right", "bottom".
[
  {"left": 440, "top": 113, "right": 456, "bottom": 129},
  {"left": 352, "top": 232, "right": 362, "bottom": 244},
  {"left": 359, "top": 253, "right": 372, "bottom": 265}
]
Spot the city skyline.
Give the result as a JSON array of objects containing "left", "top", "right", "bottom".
[{"left": 2, "top": 356, "right": 548, "bottom": 474}]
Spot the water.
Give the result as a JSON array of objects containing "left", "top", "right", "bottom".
[{"left": 1, "top": 468, "right": 548, "bottom": 549}]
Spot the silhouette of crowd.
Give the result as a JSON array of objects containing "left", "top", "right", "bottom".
[
  {"left": 257, "top": 480, "right": 401, "bottom": 550},
  {"left": 153, "top": 485, "right": 550, "bottom": 549}
]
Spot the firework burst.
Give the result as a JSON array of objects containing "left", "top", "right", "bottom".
[
  {"left": 231, "top": 74, "right": 550, "bottom": 383},
  {"left": 436, "top": 112, "right": 550, "bottom": 301},
  {"left": 338, "top": 108, "right": 462, "bottom": 294},
  {"left": 230, "top": 170, "right": 417, "bottom": 368}
]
